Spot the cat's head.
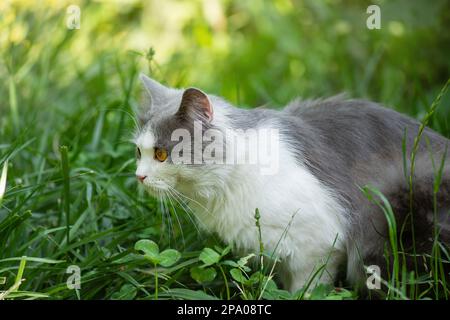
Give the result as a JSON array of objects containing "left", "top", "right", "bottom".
[{"left": 134, "top": 74, "right": 230, "bottom": 197}]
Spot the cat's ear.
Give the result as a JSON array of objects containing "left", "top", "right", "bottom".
[
  {"left": 177, "top": 88, "right": 213, "bottom": 122},
  {"left": 139, "top": 73, "right": 172, "bottom": 107}
]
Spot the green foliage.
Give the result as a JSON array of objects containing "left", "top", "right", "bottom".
[
  {"left": 111, "top": 284, "right": 137, "bottom": 300},
  {"left": 190, "top": 266, "right": 217, "bottom": 284},
  {"left": 0, "top": 0, "right": 449, "bottom": 300},
  {"left": 199, "top": 248, "right": 222, "bottom": 267},
  {"left": 135, "top": 239, "right": 181, "bottom": 267},
  {"left": 135, "top": 240, "right": 160, "bottom": 264}
]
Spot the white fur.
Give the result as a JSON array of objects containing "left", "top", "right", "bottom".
[{"left": 182, "top": 136, "right": 347, "bottom": 291}]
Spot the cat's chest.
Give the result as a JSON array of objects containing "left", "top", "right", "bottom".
[{"left": 189, "top": 163, "right": 348, "bottom": 255}]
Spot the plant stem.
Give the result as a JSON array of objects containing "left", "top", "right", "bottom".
[
  {"left": 154, "top": 263, "right": 158, "bottom": 300},
  {"left": 219, "top": 265, "right": 230, "bottom": 300}
]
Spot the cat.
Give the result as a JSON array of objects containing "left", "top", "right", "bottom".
[{"left": 134, "top": 73, "right": 450, "bottom": 294}]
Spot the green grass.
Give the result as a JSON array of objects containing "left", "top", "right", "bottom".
[{"left": 0, "top": 0, "right": 449, "bottom": 300}]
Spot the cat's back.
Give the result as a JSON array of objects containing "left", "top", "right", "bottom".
[
  {"left": 283, "top": 96, "right": 450, "bottom": 286},
  {"left": 285, "top": 96, "right": 418, "bottom": 135},
  {"left": 284, "top": 96, "right": 448, "bottom": 154},
  {"left": 281, "top": 95, "right": 450, "bottom": 213}
]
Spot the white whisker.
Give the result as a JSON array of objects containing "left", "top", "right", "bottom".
[
  {"left": 169, "top": 186, "right": 215, "bottom": 218},
  {"left": 167, "top": 187, "right": 203, "bottom": 236},
  {"left": 165, "top": 189, "right": 186, "bottom": 246}
]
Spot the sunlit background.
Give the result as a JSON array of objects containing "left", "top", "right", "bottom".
[
  {"left": 0, "top": 0, "right": 449, "bottom": 299},
  {"left": 2, "top": 0, "right": 450, "bottom": 111}
]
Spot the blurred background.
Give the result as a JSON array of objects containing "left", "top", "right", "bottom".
[
  {"left": 0, "top": 0, "right": 449, "bottom": 299},
  {"left": 1, "top": 0, "right": 450, "bottom": 123}
]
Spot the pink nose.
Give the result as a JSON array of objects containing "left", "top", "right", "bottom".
[{"left": 137, "top": 175, "right": 147, "bottom": 183}]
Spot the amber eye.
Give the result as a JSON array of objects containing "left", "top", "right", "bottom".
[
  {"left": 154, "top": 147, "right": 168, "bottom": 162},
  {"left": 136, "top": 147, "right": 141, "bottom": 159}
]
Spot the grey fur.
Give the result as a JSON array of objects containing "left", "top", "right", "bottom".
[
  {"left": 137, "top": 81, "right": 223, "bottom": 165},
  {"left": 283, "top": 97, "right": 450, "bottom": 290}
]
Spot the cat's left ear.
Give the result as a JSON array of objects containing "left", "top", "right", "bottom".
[
  {"left": 178, "top": 88, "right": 213, "bottom": 122},
  {"left": 139, "top": 73, "right": 173, "bottom": 108}
]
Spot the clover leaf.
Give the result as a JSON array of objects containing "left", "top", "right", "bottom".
[
  {"left": 135, "top": 239, "right": 160, "bottom": 264},
  {"left": 135, "top": 239, "right": 181, "bottom": 267},
  {"left": 199, "top": 247, "right": 221, "bottom": 267},
  {"left": 159, "top": 249, "right": 181, "bottom": 267}
]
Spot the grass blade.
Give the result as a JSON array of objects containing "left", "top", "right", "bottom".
[
  {"left": 0, "top": 160, "right": 8, "bottom": 205},
  {"left": 60, "top": 146, "right": 71, "bottom": 245}
]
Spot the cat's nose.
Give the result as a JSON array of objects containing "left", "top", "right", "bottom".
[{"left": 136, "top": 175, "right": 147, "bottom": 183}]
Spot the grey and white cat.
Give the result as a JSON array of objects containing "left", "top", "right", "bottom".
[{"left": 134, "top": 74, "right": 450, "bottom": 293}]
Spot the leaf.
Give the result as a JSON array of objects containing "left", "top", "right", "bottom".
[
  {"left": 1, "top": 291, "right": 50, "bottom": 299},
  {"left": 237, "top": 253, "right": 255, "bottom": 267},
  {"left": 159, "top": 249, "right": 181, "bottom": 267},
  {"left": 0, "top": 160, "right": 8, "bottom": 204},
  {"left": 221, "top": 246, "right": 232, "bottom": 256},
  {"left": 221, "top": 260, "right": 239, "bottom": 268},
  {"left": 260, "top": 278, "right": 293, "bottom": 300},
  {"left": 199, "top": 247, "right": 221, "bottom": 266},
  {"left": 134, "top": 239, "right": 159, "bottom": 263},
  {"left": 262, "top": 287, "right": 292, "bottom": 300},
  {"left": 309, "top": 283, "right": 334, "bottom": 300},
  {"left": 263, "top": 278, "right": 279, "bottom": 291},
  {"left": 112, "top": 253, "right": 141, "bottom": 264},
  {"left": 230, "top": 268, "right": 247, "bottom": 283},
  {"left": 162, "top": 288, "right": 218, "bottom": 300},
  {"left": 331, "top": 288, "right": 354, "bottom": 299},
  {"left": 247, "top": 271, "right": 262, "bottom": 285},
  {"left": 190, "top": 266, "right": 217, "bottom": 283},
  {"left": 214, "top": 245, "right": 231, "bottom": 257},
  {"left": 0, "top": 257, "right": 64, "bottom": 264},
  {"left": 111, "top": 284, "right": 137, "bottom": 300},
  {"left": 237, "top": 253, "right": 254, "bottom": 271}
]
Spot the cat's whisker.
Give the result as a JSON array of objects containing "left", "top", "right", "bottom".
[
  {"left": 155, "top": 192, "right": 164, "bottom": 236},
  {"left": 167, "top": 187, "right": 204, "bottom": 223},
  {"left": 169, "top": 187, "right": 215, "bottom": 218},
  {"left": 159, "top": 190, "right": 173, "bottom": 245},
  {"left": 161, "top": 191, "right": 175, "bottom": 246},
  {"left": 157, "top": 190, "right": 167, "bottom": 243},
  {"left": 168, "top": 188, "right": 212, "bottom": 234},
  {"left": 165, "top": 188, "right": 186, "bottom": 247},
  {"left": 115, "top": 108, "right": 141, "bottom": 133},
  {"left": 166, "top": 187, "right": 203, "bottom": 236}
]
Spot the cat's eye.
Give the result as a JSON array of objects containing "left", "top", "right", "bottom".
[
  {"left": 154, "top": 147, "right": 168, "bottom": 162},
  {"left": 136, "top": 147, "right": 141, "bottom": 159}
]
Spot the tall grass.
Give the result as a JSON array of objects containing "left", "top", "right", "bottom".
[{"left": 0, "top": 0, "right": 449, "bottom": 300}]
